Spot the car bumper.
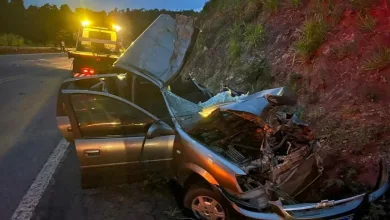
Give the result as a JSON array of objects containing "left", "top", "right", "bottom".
[{"left": 219, "top": 164, "right": 389, "bottom": 220}]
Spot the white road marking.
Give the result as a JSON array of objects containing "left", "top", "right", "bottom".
[
  {"left": 0, "top": 75, "right": 25, "bottom": 84},
  {"left": 10, "top": 138, "right": 70, "bottom": 220}
]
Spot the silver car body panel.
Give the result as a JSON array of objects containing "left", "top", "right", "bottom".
[
  {"left": 220, "top": 87, "right": 297, "bottom": 117},
  {"left": 173, "top": 123, "right": 246, "bottom": 193},
  {"left": 113, "top": 14, "right": 195, "bottom": 88},
  {"left": 76, "top": 137, "right": 144, "bottom": 168},
  {"left": 142, "top": 135, "right": 175, "bottom": 162},
  {"left": 221, "top": 167, "right": 390, "bottom": 220},
  {"left": 56, "top": 116, "right": 73, "bottom": 142},
  {"left": 59, "top": 88, "right": 175, "bottom": 186}
]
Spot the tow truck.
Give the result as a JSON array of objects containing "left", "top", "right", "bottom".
[{"left": 68, "top": 20, "right": 123, "bottom": 77}]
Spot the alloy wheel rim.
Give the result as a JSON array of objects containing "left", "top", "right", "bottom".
[{"left": 191, "top": 196, "right": 225, "bottom": 220}]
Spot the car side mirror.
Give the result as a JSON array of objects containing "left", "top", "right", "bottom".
[{"left": 146, "top": 122, "right": 175, "bottom": 139}]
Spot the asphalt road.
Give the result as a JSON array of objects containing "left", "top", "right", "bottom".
[
  {"left": 0, "top": 53, "right": 71, "bottom": 219},
  {"left": 0, "top": 53, "right": 184, "bottom": 220}
]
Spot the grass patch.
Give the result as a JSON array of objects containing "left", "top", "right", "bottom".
[
  {"left": 291, "top": 0, "right": 302, "bottom": 8},
  {"left": 202, "top": 0, "right": 240, "bottom": 13},
  {"left": 245, "top": 58, "right": 273, "bottom": 90},
  {"left": 312, "top": 0, "right": 344, "bottom": 25},
  {"left": 349, "top": 0, "right": 378, "bottom": 11},
  {"left": 228, "top": 22, "right": 245, "bottom": 61},
  {"left": 363, "top": 47, "right": 390, "bottom": 71},
  {"left": 195, "top": 30, "right": 206, "bottom": 50},
  {"left": 260, "top": 0, "right": 280, "bottom": 11},
  {"left": 0, "top": 33, "right": 25, "bottom": 46},
  {"left": 358, "top": 13, "right": 377, "bottom": 32},
  {"left": 242, "top": 0, "right": 262, "bottom": 21},
  {"left": 330, "top": 41, "right": 358, "bottom": 59},
  {"left": 288, "top": 72, "right": 303, "bottom": 92},
  {"left": 295, "top": 16, "right": 328, "bottom": 59},
  {"left": 229, "top": 22, "right": 244, "bottom": 38},
  {"left": 228, "top": 39, "right": 242, "bottom": 61},
  {"left": 244, "top": 23, "right": 265, "bottom": 47}
]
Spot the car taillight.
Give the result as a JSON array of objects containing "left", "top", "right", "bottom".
[{"left": 79, "top": 68, "right": 96, "bottom": 76}]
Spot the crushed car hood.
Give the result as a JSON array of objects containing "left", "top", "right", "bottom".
[
  {"left": 188, "top": 87, "right": 323, "bottom": 205},
  {"left": 113, "top": 14, "right": 196, "bottom": 87},
  {"left": 190, "top": 86, "right": 388, "bottom": 207},
  {"left": 199, "top": 87, "right": 297, "bottom": 119}
]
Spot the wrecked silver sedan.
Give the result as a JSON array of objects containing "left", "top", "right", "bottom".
[{"left": 56, "top": 14, "right": 389, "bottom": 220}]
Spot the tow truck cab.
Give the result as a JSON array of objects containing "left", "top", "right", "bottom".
[{"left": 68, "top": 26, "right": 123, "bottom": 77}]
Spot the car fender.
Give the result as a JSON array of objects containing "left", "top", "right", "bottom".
[{"left": 180, "top": 163, "right": 219, "bottom": 186}]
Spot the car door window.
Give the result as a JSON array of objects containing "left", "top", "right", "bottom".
[
  {"left": 132, "top": 76, "right": 171, "bottom": 123},
  {"left": 71, "top": 94, "right": 154, "bottom": 138}
]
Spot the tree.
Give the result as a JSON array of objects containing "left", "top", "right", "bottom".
[
  {"left": 0, "top": 0, "right": 9, "bottom": 32},
  {"left": 8, "top": 0, "right": 25, "bottom": 35},
  {"left": 9, "top": 0, "right": 24, "bottom": 8},
  {"left": 0, "top": 4, "right": 199, "bottom": 46}
]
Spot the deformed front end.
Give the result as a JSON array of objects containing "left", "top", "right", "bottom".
[{"left": 184, "top": 87, "right": 389, "bottom": 219}]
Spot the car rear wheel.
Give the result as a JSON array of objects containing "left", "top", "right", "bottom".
[{"left": 184, "top": 184, "right": 230, "bottom": 220}]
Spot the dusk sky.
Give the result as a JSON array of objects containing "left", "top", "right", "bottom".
[{"left": 24, "top": 0, "right": 209, "bottom": 11}]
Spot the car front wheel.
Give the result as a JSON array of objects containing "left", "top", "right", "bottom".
[{"left": 184, "top": 184, "right": 229, "bottom": 220}]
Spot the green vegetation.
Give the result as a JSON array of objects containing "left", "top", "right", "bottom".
[
  {"left": 260, "top": 0, "right": 280, "bottom": 11},
  {"left": 229, "top": 22, "right": 244, "bottom": 38},
  {"left": 228, "top": 22, "right": 244, "bottom": 61},
  {"left": 228, "top": 39, "right": 242, "bottom": 61},
  {"left": 288, "top": 72, "right": 303, "bottom": 92},
  {"left": 291, "top": 0, "right": 302, "bottom": 8},
  {"left": 244, "top": 23, "right": 265, "bottom": 47},
  {"left": 0, "top": 33, "right": 25, "bottom": 46},
  {"left": 227, "top": 21, "right": 267, "bottom": 60},
  {"left": 245, "top": 58, "right": 273, "bottom": 90},
  {"left": 312, "top": 0, "right": 344, "bottom": 25},
  {"left": 202, "top": 0, "right": 240, "bottom": 15},
  {"left": 0, "top": 0, "right": 197, "bottom": 46},
  {"left": 363, "top": 47, "right": 390, "bottom": 71},
  {"left": 349, "top": 0, "right": 377, "bottom": 11},
  {"left": 295, "top": 16, "right": 328, "bottom": 59},
  {"left": 358, "top": 13, "right": 377, "bottom": 32},
  {"left": 330, "top": 41, "right": 358, "bottom": 59},
  {"left": 195, "top": 30, "right": 206, "bottom": 50},
  {"left": 242, "top": 0, "right": 261, "bottom": 22}
]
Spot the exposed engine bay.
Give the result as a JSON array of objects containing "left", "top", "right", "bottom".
[{"left": 188, "top": 104, "right": 324, "bottom": 206}]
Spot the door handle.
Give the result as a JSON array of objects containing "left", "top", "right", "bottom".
[{"left": 85, "top": 149, "right": 100, "bottom": 157}]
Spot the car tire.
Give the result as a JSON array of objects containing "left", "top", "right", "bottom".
[{"left": 183, "top": 184, "right": 230, "bottom": 220}]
